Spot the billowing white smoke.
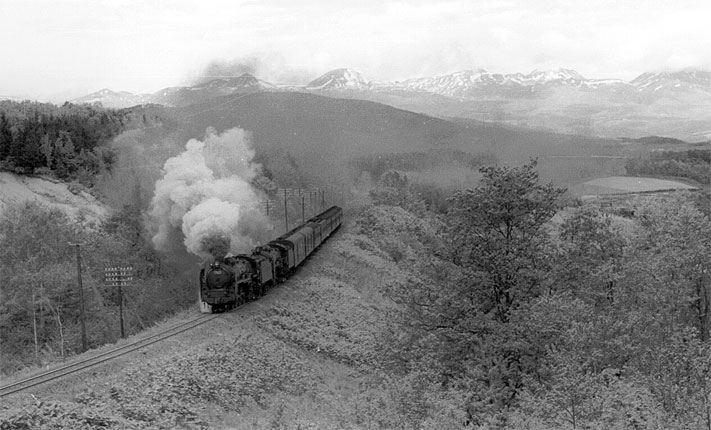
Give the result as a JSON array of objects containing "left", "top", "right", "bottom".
[{"left": 149, "top": 127, "right": 271, "bottom": 260}]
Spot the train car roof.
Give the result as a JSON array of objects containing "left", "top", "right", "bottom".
[
  {"left": 307, "top": 206, "right": 342, "bottom": 222},
  {"left": 274, "top": 206, "right": 342, "bottom": 240}
]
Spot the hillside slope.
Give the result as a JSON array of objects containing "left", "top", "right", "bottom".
[
  {"left": 123, "top": 92, "right": 628, "bottom": 192},
  {"left": 0, "top": 207, "right": 454, "bottom": 428},
  {"left": 0, "top": 172, "right": 108, "bottom": 225}
]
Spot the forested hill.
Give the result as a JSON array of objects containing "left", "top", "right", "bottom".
[
  {"left": 0, "top": 101, "right": 143, "bottom": 183},
  {"left": 1, "top": 161, "right": 709, "bottom": 428}
]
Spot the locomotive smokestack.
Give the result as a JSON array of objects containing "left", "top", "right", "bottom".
[
  {"left": 201, "top": 233, "right": 231, "bottom": 260},
  {"left": 148, "top": 127, "right": 272, "bottom": 260}
]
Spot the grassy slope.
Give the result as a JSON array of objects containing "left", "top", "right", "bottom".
[{"left": 0, "top": 206, "right": 439, "bottom": 429}]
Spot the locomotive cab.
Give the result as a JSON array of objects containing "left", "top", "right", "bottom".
[{"left": 254, "top": 244, "right": 289, "bottom": 282}]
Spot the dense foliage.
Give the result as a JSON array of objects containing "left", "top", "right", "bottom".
[
  {"left": 369, "top": 160, "right": 711, "bottom": 428},
  {"left": 354, "top": 150, "right": 496, "bottom": 181},
  {"left": 0, "top": 201, "right": 196, "bottom": 375},
  {"left": 625, "top": 148, "right": 711, "bottom": 184},
  {"left": 0, "top": 100, "right": 131, "bottom": 182},
  {"left": 1, "top": 157, "right": 709, "bottom": 428}
]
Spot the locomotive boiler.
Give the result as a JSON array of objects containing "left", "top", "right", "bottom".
[{"left": 199, "top": 206, "right": 343, "bottom": 313}]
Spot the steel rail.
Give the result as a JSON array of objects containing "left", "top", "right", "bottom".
[{"left": 0, "top": 313, "right": 220, "bottom": 398}]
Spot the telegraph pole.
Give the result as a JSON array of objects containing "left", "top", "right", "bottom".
[
  {"left": 301, "top": 195, "right": 305, "bottom": 222},
  {"left": 69, "top": 243, "right": 87, "bottom": 352},
  {"left": 31, "top": 287, "right": 38, "bottom": 364},
  {"left": 105, "top": 265, "right": 133, "bottom": 339},
  {"left": 283, "top": 188, "right": 289, "bottom": 232},
  {"left": 118, "top": 284, "right": 124, "bottom": 338}
]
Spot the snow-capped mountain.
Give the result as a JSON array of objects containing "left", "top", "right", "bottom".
[
  {"left": 524, "top": 68, "right": 585, "bottom": 83},
  {"left": 306, "top": 68, "right": 370, "bottom": 90},
  {"left": 74, "top": 68, "right": 711, "bottom": 109},
  {"left": 149, "top": 73, "right": 277, "bottom": 106},
  {"left": 388, "top": 69, "right": 517, "bottom": 98},
  {"left": 69, "top": 67, "right": 711, "bottom": 140},
  {"left": 630, "top": 70, "right": 711, "bottom": 93},
  {"left": 0, "top": 94, "right": 27, "bottom": 102},
  {"left": 191, "top": 74, "right": 276, "bottom": 91},
  {"left": 71, "top": 89, "right": 151, "bottom": 108},
  {"left": 72, "top": 74, "right": 279, "bottom": 108},
  {"left": 380, "top": 68, "right": 631, "bottom": 98},
  {"left": 301, "top": 67, "right": 711, "bottom": 141}
]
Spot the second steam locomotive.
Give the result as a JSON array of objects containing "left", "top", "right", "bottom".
[{"left": 199, "top": 206, "right": 343, "bottom": 313}]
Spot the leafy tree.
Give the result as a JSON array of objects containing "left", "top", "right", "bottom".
[
  {"left": 52, "top": 131, "right": 78, "bottom": 178},
  {"left": 644, "top": 327, "right": 711, "bottom": 429},
  {"left": 0, "top": 199, "right": 195, "bottom": 375},
  {"left": 446, "top": 159, "right": 566, "bottom": 322},
  {"left": 553, "top": 206, "right": 628, "bottom": 303},
  {"left": 0, "top": 202, "right": 78, "bottom": 371},
  {"left": 369, "top": 170, "right": 428, "bottom": 215},
  {"left": 625, "top": 148, "right": 711, "bottom": 184},
  {"left": 0, "top": 112, "right": 13, "bottom": 159},
  {"left": 0, "top": 100, "right": 131, "bottom": 182},
  {"left": 633, "top": 193, "right": 711, "bottom": 340},
  {"left": 381, "top": 160, "right": 566, "bottom": 422}
]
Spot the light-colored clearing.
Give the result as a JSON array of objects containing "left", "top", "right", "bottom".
[
  {"left": 571, "top": 176, "right": 696, "bottom": 196},
  {"left": 0, "top": 172, "right": 108, "bottom": 224}
]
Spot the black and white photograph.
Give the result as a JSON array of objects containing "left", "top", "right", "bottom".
[{"left": 1, "top": 0, "right": 710, "bottom": 428}]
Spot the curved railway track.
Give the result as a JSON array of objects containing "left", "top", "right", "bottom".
[{"left": 0, "top": 313, "right": 220, "bottom": 398}]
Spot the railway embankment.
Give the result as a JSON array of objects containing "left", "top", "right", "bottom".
[{"left": 0, "top": 206, "right": 430, "bottom": 429}]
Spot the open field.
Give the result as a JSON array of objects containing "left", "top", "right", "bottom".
[{"left": 569, "top": 176, "right": 697, "bottom": 196}]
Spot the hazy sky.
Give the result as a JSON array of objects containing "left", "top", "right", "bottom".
[{"left": 2, "top": 0, "right": 710, "bottom": 102}]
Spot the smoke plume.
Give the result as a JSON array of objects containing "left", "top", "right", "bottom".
[
  {"left": 195, "top": 58, "right": 259, "bottom": 84},
  {"left": 192, "top": 54, "right": 313, "bottom": 86},
  {"left": 149, "top": 128, "right": 272, "bottom": 260}
]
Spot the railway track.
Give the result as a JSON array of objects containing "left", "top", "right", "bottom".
[{"left": 0, "top": 313, "right": 220, "bottom": 398}]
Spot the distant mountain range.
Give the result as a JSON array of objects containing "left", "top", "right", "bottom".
[
  {"left": 308, "top": 68, "right": 635, "bottom": 97},
  {"left": 0, "top": 94, "right": 31, "bottom": 103},
  {"left": 71, "top": 74, "right": 277, "bottom": 107},
  {"left": 72, "top": 68, "right": 711, "bottom": 106},
  {"left": 68, "top": 67, "right": 711, "bottom": 141},
  {"left": 304, "top": 68, "right": 711, "bottom": 99}
]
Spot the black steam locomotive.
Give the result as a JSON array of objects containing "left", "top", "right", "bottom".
[{"left": 199, "top": 206, "right": 343, "bottom": 313}]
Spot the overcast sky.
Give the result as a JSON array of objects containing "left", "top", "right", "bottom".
[{"left": 2, "top": 0, "right": 710, "bottom": 102}]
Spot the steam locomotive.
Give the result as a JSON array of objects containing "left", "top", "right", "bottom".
[{"left": 199, "top": 206, "right": 343, "bottom": 313}]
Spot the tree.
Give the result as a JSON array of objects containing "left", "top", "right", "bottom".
[
  {"left": 446, "top": 159, "right": 566, "bottom": 322},
  {"left": 386, "top": 160, "right": 566, "bottom": 421},
  {"left": 0, "top": 203, "right": 78, "bottom": 371},
  {"left": 0, "top": 112, "right": 13, "bottom": 159},
  {"left": 53, "top": 131, "right": 78, "bottom": 179},
  {"left": 553, "top": 206, "right": 627, "bottom": 303},
  {"left": 633, "top": 193, "right": 711, "bottom": 341},
  {"left": 0, "top": 99, "right": 129, "bottom": 181}
]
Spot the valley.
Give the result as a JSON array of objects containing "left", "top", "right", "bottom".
[
  {"left": 0, "top": 64, "right": 709, "bottom": 430},
  {"left": 2, "top": 1, "right": 711, "bottom": 427},
  {"left": 72, "top": 67, "right": 711, "bottom": 142}
]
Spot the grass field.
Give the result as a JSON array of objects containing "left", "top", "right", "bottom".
[{"left": 569, "top": 176, "right": 697, "bottom": 196}]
